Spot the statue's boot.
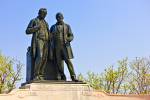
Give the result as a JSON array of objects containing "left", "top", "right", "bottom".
[
  {"left": 33, "top": 75, "right": 40, "bottom": 81},
  {"left": 39, "top": 75, "right": 45, "bottom": 80},
  {"left": 56, "top": 73, "right": 66, "bottom": 81},
  {"left": 61, "top": 74, "right": 66, "bottom": 81},
  {"left": 71, "top": 75, "right": 79, "bottom": 82}
]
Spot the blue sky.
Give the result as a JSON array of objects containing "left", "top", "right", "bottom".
[{"left": 0, "top": 0, "right": 150, "bottom": 83}]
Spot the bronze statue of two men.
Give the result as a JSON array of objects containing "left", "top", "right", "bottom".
[{"left": 26, "top": 8, "right": 78, "bottom": 82}]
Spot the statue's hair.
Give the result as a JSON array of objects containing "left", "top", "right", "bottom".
[
  {"left": 56, "top": 12, "right": 64, "bottom": 19},
  {"left": 38, "top": 8, "right": 47, "bottom": 14}
]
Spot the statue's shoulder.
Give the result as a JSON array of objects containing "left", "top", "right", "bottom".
[
  {"left": 64, "top": 23, "right": 69, "bottom": 26},
  {"left": 50, "top": 24, "right": 56, "bottom": 29},
  {"left": 45, "top": 21, "right": 49, "bottom": 25},
  {"left": 29, "top": 18, "right": 39, "bottom": 23},
  {"left": 51, "top": 24, "right": 55, "bottom": 27},
  {"left": 50, "top": 24, "right": 56, "bottom": 32},
  {"left": 64, "top": 23, "right": 71, "bottom": 29}
]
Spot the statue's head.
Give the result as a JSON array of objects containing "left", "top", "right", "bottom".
[
  {"left": 38, "top": 8, "right": 47, "bottom": 19},
  {"left": 56, "top": 12, "right": 64, "bottom": 23}
]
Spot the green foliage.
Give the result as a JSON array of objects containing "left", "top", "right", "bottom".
[
  {"left": 128, "top": 57, "right": 150, "bottom": 94},
  {"left": 0, "top": 53, "right": 22, "bottom": 93},
  {"left": 78, "top": 72, "right": 102, "bottom": 90},
  {"left": 77, "top": 73, "right": 85, "bottom": 82},
  {"left": 78, "top": 57, "right": 150, "bottom": 94},
  {"left": 86, "top": 71, "right": 102, "bottom": 90}
]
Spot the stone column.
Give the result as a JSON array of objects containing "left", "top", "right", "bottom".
[{"left": 26, "top": 46, "right": 32, "bottom": 82}]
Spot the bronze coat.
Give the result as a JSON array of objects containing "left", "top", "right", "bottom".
[
  {"left": 50, "top": 23, "right": 74, "bottom": 59},
  {"left": 26, "top": 18, "right": 49, "bottom": 59}
]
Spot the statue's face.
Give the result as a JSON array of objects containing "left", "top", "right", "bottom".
[
  {"left": 39, "top": 11, "right": 47, "bottom": 19},
  {"left": 56, "top": 14, "right": 64, "bottom": 23}
]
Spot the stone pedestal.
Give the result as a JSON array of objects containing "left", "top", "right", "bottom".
[
  {"left": 19, "top": 82, "right": 94, "bottom": 100},
  {"left": 0, "top": 81, "right": 102, "bottom": 100},
  {"left": 0, "top": 81, "right": 149, "bottom": 100}
]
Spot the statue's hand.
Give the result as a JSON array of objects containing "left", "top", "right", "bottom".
[
  {"left": 66, "top": 37, "right": 72, "bottom": 42},
  {"left": 34, "top": 25, "right": 41, "bottom": 31},
  {"left": 66, "top": 34, "right": 73, "bottom": 42}
]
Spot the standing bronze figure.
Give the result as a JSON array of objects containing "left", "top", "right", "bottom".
[
  {"left": 26, "top": 8, "right": 49, "bottom": 80},
  {"left": 50, "top": 12, "right": 78, "bottom": 81}
]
